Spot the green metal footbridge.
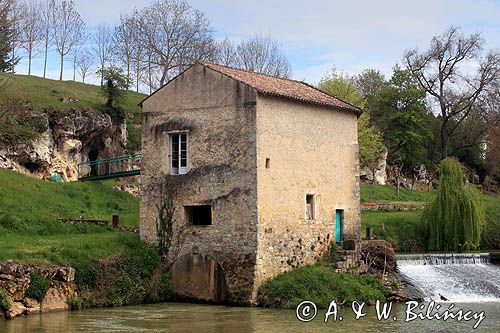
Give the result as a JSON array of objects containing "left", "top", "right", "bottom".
[{"left": 77, "top": 154, "right": 142, "bottom": 181}]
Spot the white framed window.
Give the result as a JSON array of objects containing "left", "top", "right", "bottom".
[{"left": 169, "top": 132, "right": 188, "bottom": 175}]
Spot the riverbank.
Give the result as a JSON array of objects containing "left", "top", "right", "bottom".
[{"left": 0, "top": 169, "right": 170, "bottom": 320}]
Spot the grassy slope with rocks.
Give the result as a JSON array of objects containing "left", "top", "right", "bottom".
[
  {"left": 0, "top": 73, "right": 145, "bottom": 150},
  {"left": 0, "top": 169, "right": 169, "bottom": 307}
]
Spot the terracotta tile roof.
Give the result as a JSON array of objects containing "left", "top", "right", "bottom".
[{"left": 199, "top": 61, "right": 362, "bottom": 114}]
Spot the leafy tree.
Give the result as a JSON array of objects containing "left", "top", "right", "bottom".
[
  {"left": 486, "top": 124, "right": 500, "bottom": 181},
  {"left": 320, "top": 68, "right": 384, "bottom": 189},
  {"left": 374, "top": 68, "right": 431, "bottom": 170},
  {"left": 420, "top": 158, "right": 483, "bottom": 251},
  {"left": 0, "top": 0, "right": 17, "bottom": 72},
  {"left": 319, "top": 69, "right": 366, "bottom": 109},
  {"left": 358, "top": 112, "right": 384, "bottom": 190},
  {"left": 98, "top": 66, "right": 130, "bottom": 123},
  {"left": 355, "top": 69, "right": 386, "bottom": 122}
]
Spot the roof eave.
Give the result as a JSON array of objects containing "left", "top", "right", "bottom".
[{"left": 257, "top": 90, "right": 363, "bottom": 116}]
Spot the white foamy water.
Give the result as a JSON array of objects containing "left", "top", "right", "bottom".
[{"left": 397, "top": 254, "right": 500, "bottom": 303}]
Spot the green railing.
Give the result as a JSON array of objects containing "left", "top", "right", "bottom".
[{"left": 77, "top": 154, "right": 142, "bottom": 181}]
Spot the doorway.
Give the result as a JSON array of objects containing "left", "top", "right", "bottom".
[{"left": 335, "top": 209, "right": 343, "bottom": 242}]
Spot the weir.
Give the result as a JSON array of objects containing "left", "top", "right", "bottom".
[{"left": 397, "top": 253, "right": 500, "bottom": 303}]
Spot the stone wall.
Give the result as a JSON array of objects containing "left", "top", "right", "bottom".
[
  {"left": 254, "top": 95, "right": 361, "bottom": 296},
  {"left": 0, "top": 261, "right": 76, "bottom": 320},
  {"left": 140, "top": 63, "right": 361, "bottom": 304},
  {"left": 140, "top": 64, "right": 259, "bottom": 303}
]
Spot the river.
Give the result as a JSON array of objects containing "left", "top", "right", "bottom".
[{"left": 1, "top": 301, "right": 499, "bottom": 332}]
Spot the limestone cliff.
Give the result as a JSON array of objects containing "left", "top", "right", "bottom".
[{"left": 0, "top": 108, "right": 127, "bottom": 181}]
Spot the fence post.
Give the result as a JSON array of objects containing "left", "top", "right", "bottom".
[{"left": 112, "top": 215, "right": 119, "bottom": 228}]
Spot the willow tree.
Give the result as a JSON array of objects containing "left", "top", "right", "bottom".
[{"left": 420, "top": 158, "right": 483, "bottom": 251}]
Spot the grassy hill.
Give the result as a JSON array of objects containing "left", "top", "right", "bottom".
[
  {"left": 0, "top": 73, "right": 146, "bottom": 150},
  {"left": 0, "top": 170, "right": 170, "bottom": 306},
  {"left": 0, "top": 169, "right": 141, "bottom": 265}
]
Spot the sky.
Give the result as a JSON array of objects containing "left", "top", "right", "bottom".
[{"left": 16, "top": 0, "right": 500, "bottom": 88}]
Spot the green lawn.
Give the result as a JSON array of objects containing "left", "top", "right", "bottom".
[
  {"left": 0, "top": 169, "right": 139, "bottom": 228},
  {"left": 360, "top": 183, "right": 435, "bottom": 202},
  {"left": 0, "top": 169, "right": 143, "bottom": 276},
  {"left": 0, "top": 73, "right": 145, "bottom": 115},
  {"left": 360, "top": 184, "right": 500, "bottom": 251}
]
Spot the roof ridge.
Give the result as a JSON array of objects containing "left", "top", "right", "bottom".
[{"left": 198, "top": 61, "right": 362, "bottom": 114}]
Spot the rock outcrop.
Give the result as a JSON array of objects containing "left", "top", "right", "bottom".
[
  {"left": 360, "top": 148, "right": 388, "bottom": 185},
  {"left": 0, "top": 261, "right": 76, "bottom": 320},
  {"left": 0, "top": 108, "right": 127, "bottom": 181}
]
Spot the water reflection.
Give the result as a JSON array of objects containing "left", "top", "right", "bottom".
[{"left": 1, "top": 302, "right": 499, "bottom": 332}]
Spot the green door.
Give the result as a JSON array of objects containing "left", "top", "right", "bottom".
[{"left": 335, "top": 210, "right": 343, "bottom": 242}]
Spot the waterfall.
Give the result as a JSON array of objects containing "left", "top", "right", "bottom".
[{"left": 397, "top": 253, "right": 500, "bottom": 303}]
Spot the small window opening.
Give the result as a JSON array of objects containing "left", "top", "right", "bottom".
[
  {"left": 185, "top": 205, "right": 212, "bottom": 225},
  {"left": 306, "top": 194, "right": 315, "bottom": 220},
  {"left": 265, "top": 158, "right": 270, "bottom": 169}
]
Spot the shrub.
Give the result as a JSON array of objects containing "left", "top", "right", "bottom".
[
  {"left": 258, "top": 265, "right": 387, "bottom": 309},
  {"left": 320, "top": 244, "right": 340, "bottom": 264},
  {"left": 0, "top": 288, "right": 12, "bottom": 313},
  {"left": 25, "top": 273, "right": 50, "bottom": 303},
  {"left": 420, "top": 158, "right": 484, "bottom": 251},
  {"left": 67, "top": 296, "right": 87, "bottom": 310}
]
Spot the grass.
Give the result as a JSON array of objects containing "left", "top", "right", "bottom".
[
  {"left": 0, "top": 73, "right": 144, "bottom": 115},
  {"left": 0, "top": 169, "right": 169, "bottom": 305},
  {"left": 0, "top": 168, "right": 141, "bottom": 278},
  {"left": 0, "top": 73, "right": 145, "bottom": 149},
  {"left": 360, "top": 183, "right": 435, "bottom": 202},
  {"left": 0, "top": 168, "right": 139, "bottom": 228},
  {"left": 258, "top": 264, "right": 387, "bottom": 309},
  {"left": 360, "top": 184, "right": 500, "bottom": 251}
]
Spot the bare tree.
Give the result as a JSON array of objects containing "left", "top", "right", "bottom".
[
  {"left": 52, "top": 0, "right": 84, "bottom": 80},
  {"left": 214, "top": 34, "right": 291, "bottom": 78},
  {"left": 8, "top": 0, "right": 23, "bottom": 73},
  {"left": 41, "top": 0, "right": 54, "bottom": 78},
  {"left": 138, "top": 0, "right": 215, "bottom": 88},
  {"left": 19, "top": 0, "right": 43, "bottom": 75},
  {"left": 113, "top": 14, "right": 136, "bottom": 83},
  {"left": 215, "top": 37, "right": 236, "bottom": 66},
  {"left": 235, "top": 34, "right": 291, "bottom": 78},
  {"left": 76, "top": 48, "right": 93, "bottom": 83},
  {"left": 93, "top": 24, "right": 113, "bottom": 85},
  {"left": 405, "top": 26, "right": 500, "bottom": 158},
  {"left": 0, "top": 0, "right": 16, "bottom": 72},
  {"left": 130, "top": 11, "right": 144, "bottom": 93},
  {"left": 71, "top": 33, "right": 87, "bottom": 81}
]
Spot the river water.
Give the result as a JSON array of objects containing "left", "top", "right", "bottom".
[{"left": 1, "top": 301, "right": 499, "bottom": 332}]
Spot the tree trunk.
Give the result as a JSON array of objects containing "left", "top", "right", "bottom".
[
  {"left": 59, "top": 54, "right": 64, "bottom": 81},
  {"left": 43, "top": 42, "right": 49, "bottom": 78},
  {"left": 28, "top": 49, "right": 32, "bottom": 75},
  {"left": 440, "top": 126, "right": 449, "bottom": 159}
]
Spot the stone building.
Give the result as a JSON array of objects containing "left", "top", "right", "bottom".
[{"left": 140, "top": 62, "right": 362, "bottom": 304}]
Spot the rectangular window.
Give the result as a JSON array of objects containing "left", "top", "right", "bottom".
[
  {"left": 306, "top": 194, "right": 315, "bottom": 220},
  {"left": 185, "top": 205, "right": 212, "bottom": 225},
  {"left": 170, "top": 132, "right": 187, "bottom": 175}
]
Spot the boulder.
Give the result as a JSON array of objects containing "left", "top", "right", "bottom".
[{"left": 6, "top": 302, "right": 26, "bottom": 319}]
